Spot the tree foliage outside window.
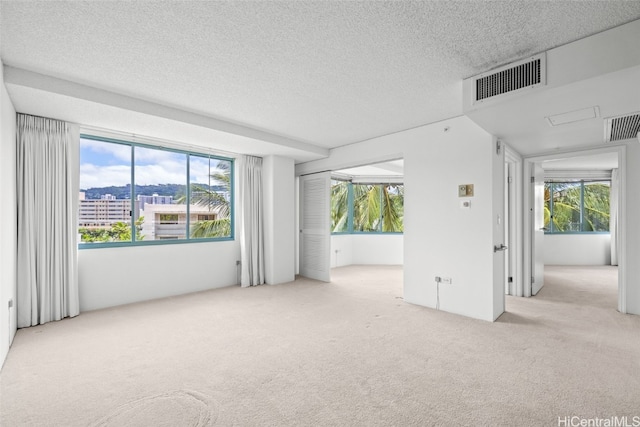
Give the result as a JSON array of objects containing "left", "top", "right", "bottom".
[
  {"left": 79, "top": 135, "right": 233, "bottom": 247},
  {"left": 331, "top": 180, "right": 350, "bottom": 233},
  {"left": 187, "top": 158, "right": 231, "bottom": 239},
  {"left": 331, "top": 180, "right": 403, "bottom": 233},
  {"left": 544, "top": 181, "right": 610, "bottom": 233}
]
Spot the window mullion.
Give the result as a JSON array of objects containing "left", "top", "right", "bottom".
[
  {"left": 379, "top": 184, "right": 383, "bottom": 233},
  {"left": 549, "top": 183, "right": 554, "bottom": 233},
  {"left": 186, "top": 154, "right": 191, "bottom": 240},
  {"left": 130, "top": 145, "right": 136, "bottom": 242},
  {"left": 347, "top": 182, "right": 354, "bottom": 233},
  {"left": 580, "top": 181, "right": 585, "bottom": 232}
]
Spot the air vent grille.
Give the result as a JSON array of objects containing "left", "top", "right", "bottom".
[
  {"left": 473, "top": 54, "right": 546, "bottom": 104},
  {"left": 606, "top": 113, "right": 640, "bottom": 142}
]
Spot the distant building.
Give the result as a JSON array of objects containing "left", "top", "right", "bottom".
[
  {"left": 140, "top": 204, "right": 218, "bottom": 240},
  {"left": 137, "top": 193, "right": 173, "bottom": 211},
  {"left": 79, "top": 192, "right": 135, "bottom": 229}
]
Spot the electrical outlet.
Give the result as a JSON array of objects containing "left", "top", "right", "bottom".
[
  {"left": 8, "top": 299, "right": 13, "bottom": 308},
  {"left": 434, "top": 276, "right": 442, "bottom": 283}
]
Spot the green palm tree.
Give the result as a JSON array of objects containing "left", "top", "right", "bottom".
[
  {"left": 331, "top": 181, "right": 403, "bottom": 233},
  {"left": 179, "top": 162, "right": 231, "bottom": 238},
  {"left": 331, "top": 180, "right": 350, "bottom": 232}
]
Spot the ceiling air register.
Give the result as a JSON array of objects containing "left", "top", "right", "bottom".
[
  {"left": 472, "top": 53, "right": 546, "bottom": 105},
  {"left": 604, "top": 112, "right": 640, "bottom": 143}
]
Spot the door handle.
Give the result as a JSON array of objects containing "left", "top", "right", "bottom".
[{"left": 493, "top": 244, "right": 508, "bottom": 253}]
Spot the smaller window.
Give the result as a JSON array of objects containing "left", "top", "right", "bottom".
[
  {"left": 331, "top": 180, "right": 403, "bottom": 234},
  {"left": 159, "top": 214, "right": 179, "bottom": 224},
  {"left": 544, "top": 180, "right": 610, "bottom": 233}
]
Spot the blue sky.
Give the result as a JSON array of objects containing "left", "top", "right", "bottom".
[{"left": 80, "top": 137, "right": 228, "bottom": 189}]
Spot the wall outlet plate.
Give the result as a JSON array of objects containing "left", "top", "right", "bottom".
[{"left": 459, "top": 184, "right": 474, "bottom": 197}]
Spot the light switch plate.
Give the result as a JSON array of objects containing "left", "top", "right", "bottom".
[{"left": 458, "top": 184, "right": 474, "bottom": 197}]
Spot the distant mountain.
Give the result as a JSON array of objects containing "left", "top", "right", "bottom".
[{"left": 81, "top": 184, "right": 226, "bottom": 200}]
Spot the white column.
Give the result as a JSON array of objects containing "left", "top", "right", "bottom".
[{"left": 262, "top": 155, "right": 296, "bottom": 285}]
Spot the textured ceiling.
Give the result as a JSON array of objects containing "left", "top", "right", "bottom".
[{"left": 2, "top": 1, "right": 640, "bottom": 150}]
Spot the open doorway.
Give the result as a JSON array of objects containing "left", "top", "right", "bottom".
[
  {"left": 329, "top": 159, "right": 404, "bottom": 269},
  {"left": 524, "top": 147, "right": 624, "bottom": 312}
]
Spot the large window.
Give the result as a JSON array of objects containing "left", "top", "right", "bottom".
[
  {"left": 544, "top": 180, "right": 610, "bottom": 233},
  {"left": 331, "top": 180, "right": 403, "bottom": 234},
  {"left": 79, "top": 135, "right": 233, "bottom": 247}
]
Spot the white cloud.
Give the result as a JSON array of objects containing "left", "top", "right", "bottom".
[
  {"left": 81, "top": 138, "right": 131, "bottom": 162},
  {"left": 80, "top": 164, "right": 131, "bottom": 188}
]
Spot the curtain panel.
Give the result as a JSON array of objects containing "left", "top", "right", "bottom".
[
  {"left": 239, "top": 155, "right": 265, "bottom": 287},
  {"left": 16, "top": 114, "right": 80, "bottom": 327}
]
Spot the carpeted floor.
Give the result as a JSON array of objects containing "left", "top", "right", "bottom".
[{"left": 1, "top": 265, "right": 638, "bottom": 426}]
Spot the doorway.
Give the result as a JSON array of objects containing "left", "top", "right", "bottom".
[
  {"left": 329, "top": 159, "right": 404, "bottom": 270},
  {"left": 524, "top": 146, "right": 625, "bottom": 312}
]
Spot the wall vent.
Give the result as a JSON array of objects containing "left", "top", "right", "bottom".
[
  {"left": 605, "top": 112, "right": 640, "bottom": 143},
  {"left": 473, "top": 53, "right": 546, "bottom": 105}
]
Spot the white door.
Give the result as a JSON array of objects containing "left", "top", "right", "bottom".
[
  {"left": 531, "top": 163, "right": 545, "bottom": 295},
  {"left": 492, "top": 141, "right": 506, "bottom": 319},
  {"left": 504, "top": 162, "right": 510, "bottom": 295},
  {"left": 299, "top": 172, "right": 331, "bottom": 282}
]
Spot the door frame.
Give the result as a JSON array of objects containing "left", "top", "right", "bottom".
[
  {"left": 504, "top": 144, "right": 523, "bottom": 296},
  {"left": 523, "top": 145, "right": 627, "bottom": 312}
]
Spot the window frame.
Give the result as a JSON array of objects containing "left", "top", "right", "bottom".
[
  {"left": 330, "top": 179, "right": 403, "bottom": 235},
  {"left": 79, "top": 134, "right": 235, "bottom": 249},
  {"left": 544, "top": 179, "right": 610, "bottom": 235}
]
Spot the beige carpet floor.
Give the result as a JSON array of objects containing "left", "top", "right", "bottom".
[{"left": 1, "top": 265, "right": 639, "bottom": 426}]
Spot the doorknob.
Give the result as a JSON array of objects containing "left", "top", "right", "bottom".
[{"left": 493, "top": 244, "right": 508, "bottom": 253}]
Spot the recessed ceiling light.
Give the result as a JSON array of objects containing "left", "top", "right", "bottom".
[{"left": 546, "top": 106, "right": 600, "bottom": 127}]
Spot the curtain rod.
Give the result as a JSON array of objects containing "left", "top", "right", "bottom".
[{"left": 79, "top": 124, "right": 243, "bottom": 159}]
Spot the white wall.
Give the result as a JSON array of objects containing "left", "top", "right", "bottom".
[
  {"left": 544, "top": 234, "right": 611, "bottom": 265},
  {"left": 263, "top": 155, "right": 295, "bottom": 284},
  {"left": 78, "top": 154, "right": 299, "bottom": 311},
  {"left": 78, "top": 240, "right": 240, "bottom": 311},
  {"left": 298, "top": 116, "right": 502, "bottom": 321},
  {"left": 78, "top": 157, "right": 251, "bottom": 312},
  {"left": 0, "top": 64, "right": 17, "bottom": 368},
  {"left": 331, "top": 234, "right": 403, "bottom": 268},
  {"left": 625, "top": 142, "right": 640, "bottom": 315},
  {"left": 404, "top": 121, "right": 498, "bottom": 321}
]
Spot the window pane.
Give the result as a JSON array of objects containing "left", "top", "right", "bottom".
[
  {"left": 544, "top": 183, "right": 552, "bottom": 231},
  {"left": 583, "top": 181, "right": 610, "bottom": 232},
  {"left": 353, "top": 184, "right": 381, "bottom": 232},
  {"left": 135, "top": 146, "right": 187, "bottom": 241},
  {"left": 382, "top": 184, "right": 403, "bottom": 232},
  {"left": 189, "top": 155, "right": 232, "bottom": 239},
  {"left": 549, "top": 182, "right": 582, "bottom": 232},
  {"left": 331, "top": 180, "right": 349, "bottom": 233},
  {"left": 79, "top": 138, "right": 133, "bottom": 243}
]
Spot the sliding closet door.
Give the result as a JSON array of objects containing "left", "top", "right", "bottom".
[{"left": 299, "top": 172, "right": 331, "bottom": 282}]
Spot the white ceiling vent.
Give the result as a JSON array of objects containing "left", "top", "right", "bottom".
[
  {"left": 472, "top": 53, "right": 546, "bottom": 105},
  {"left": 604, "top": 112, "right": 640, "bottom": 143}
]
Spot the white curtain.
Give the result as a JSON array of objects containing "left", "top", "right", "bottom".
[
  {"left": 239, "top": 155, "right": 265, "bottom": 287},
  {"left": 17, "top": 114, "right": 80, "bottom": 327},
  {"left": 610, "top": 168, "right": 619, "bottom": 266}
]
